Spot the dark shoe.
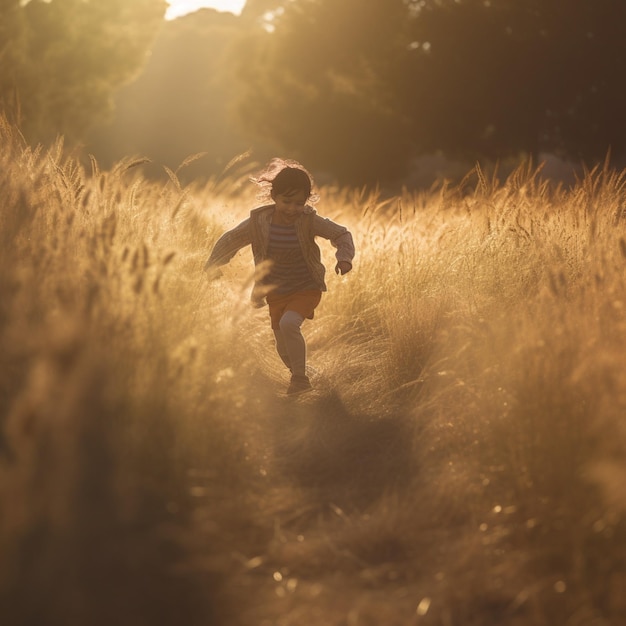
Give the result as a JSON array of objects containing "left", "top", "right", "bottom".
[{"left": 287, "top": 374, "right": 312, "bottom": 395}]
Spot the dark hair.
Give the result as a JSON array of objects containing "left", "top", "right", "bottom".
[
  {"left": 271, "top": 167, "right": 312, "bottom": 198},
  {"left": 251, "top": 158, "right": 319, "bottom": 205}
]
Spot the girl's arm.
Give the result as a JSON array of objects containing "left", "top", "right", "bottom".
[
  {"left": 312, "top": 216, "right": 355, "bottom": 269},
  {"left": 204, "top": 218, "right": 252, "bottom": 272},
  {"left": 331, "top": 231, "right": 355, "bottom": 270}
]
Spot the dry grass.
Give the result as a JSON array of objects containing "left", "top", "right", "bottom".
[{"left": 1, "top": 117, "right": 626, "bottom": 625}]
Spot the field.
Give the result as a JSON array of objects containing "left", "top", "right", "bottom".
[{"left": 1, "top": 117, "right": 626, "bottom": 625}]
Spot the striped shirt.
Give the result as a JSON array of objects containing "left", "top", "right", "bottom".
[{"left": 265, "top": 223, "right": 318, "bottom": 294}]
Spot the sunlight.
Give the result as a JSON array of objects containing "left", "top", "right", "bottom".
[{"left": 165, "top": 0, "right": 246, "bottom": 20}]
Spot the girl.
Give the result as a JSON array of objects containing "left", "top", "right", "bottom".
[{"left": 204, "top": 159, "right": 355, "bottom": 395}]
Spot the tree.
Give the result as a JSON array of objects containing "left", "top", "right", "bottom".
[
  {"left": 400, "top": 0, "right": 626, "bottom": 163},
  {"left": 89, "top": 9, "right": 251, "bottom": 179},
  {"left": 233, "top": 0, "right": 416, "bottom": 184},
  {"left": 0, "top": 0, "right": 167, "bottom": 146},
  {"left": 233, "top": 0, "right": 626, "bottom": 185}
]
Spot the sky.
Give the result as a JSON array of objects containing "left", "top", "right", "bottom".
[{"left": 165, "top": 0, "right": 247, "bottom": 20}]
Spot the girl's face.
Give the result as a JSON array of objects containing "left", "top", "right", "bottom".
[{"left": 271, "top": 189, "right": 308, "bottom": 225}]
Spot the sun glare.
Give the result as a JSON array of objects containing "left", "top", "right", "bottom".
[{"left": 165, "top": 0, "right": 246, "bottom": 20}]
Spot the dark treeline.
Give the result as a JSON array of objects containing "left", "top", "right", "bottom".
[{"left": 2, "top": 0, "right": 626, "bottom": 186}]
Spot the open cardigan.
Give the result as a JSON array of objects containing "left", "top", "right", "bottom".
[{"left": 204, "top": 205, "right": 355, "bottom": 304}]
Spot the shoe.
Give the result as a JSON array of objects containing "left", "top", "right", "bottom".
[{"left": 287, "top": 374, "right": 312, "bottom": 395}]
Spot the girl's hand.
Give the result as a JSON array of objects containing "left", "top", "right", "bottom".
[{"left": 335, "top": 261, "right": 352, "bottom": 275}]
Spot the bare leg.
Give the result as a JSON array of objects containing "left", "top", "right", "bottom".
[{"left": 278, "top": 310, "right": 306, "bottom": 378}]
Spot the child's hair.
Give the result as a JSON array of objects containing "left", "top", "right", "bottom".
[{"left": 251, "top": 158, "right": 320, "bottom": 205}]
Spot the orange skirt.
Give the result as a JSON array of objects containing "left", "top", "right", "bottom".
[{"left": 267, "top": 290, "right": 322, "bottom": 330}]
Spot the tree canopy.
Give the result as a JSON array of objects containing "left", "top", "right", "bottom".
[
  {"left": 232, "top": 0, "right": 626, "bottom": 183},
  {"left": 398, "top": 0, "right": 626, "bottom": 162},
  {"left": 0, "top": 0, "right": 166, "bottom": 146},
  {"left": 91, "top": 9, "right": 251, "bottom": 178},
  {"left": 232, "top": 0, "right": 415, "bottom": 182},
  {"left": 2, "top": 0, "right": 625, "bottom": 185}
]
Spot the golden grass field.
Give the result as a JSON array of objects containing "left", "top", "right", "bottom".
[{"left": 1, "top": 116, "right": 626, "bottom": 625}]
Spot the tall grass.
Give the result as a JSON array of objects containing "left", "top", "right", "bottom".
[{"left": 1, "top": 117, "right": 625, "bottom": 625}]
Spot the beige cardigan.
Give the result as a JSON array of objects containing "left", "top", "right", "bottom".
[{"left": 204, "top": 205, "right": 355, "bottom": 304}]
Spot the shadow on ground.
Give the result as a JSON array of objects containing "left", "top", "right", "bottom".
[{"left": 266, "top": 389, "right": 415, "bottom": 511}]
